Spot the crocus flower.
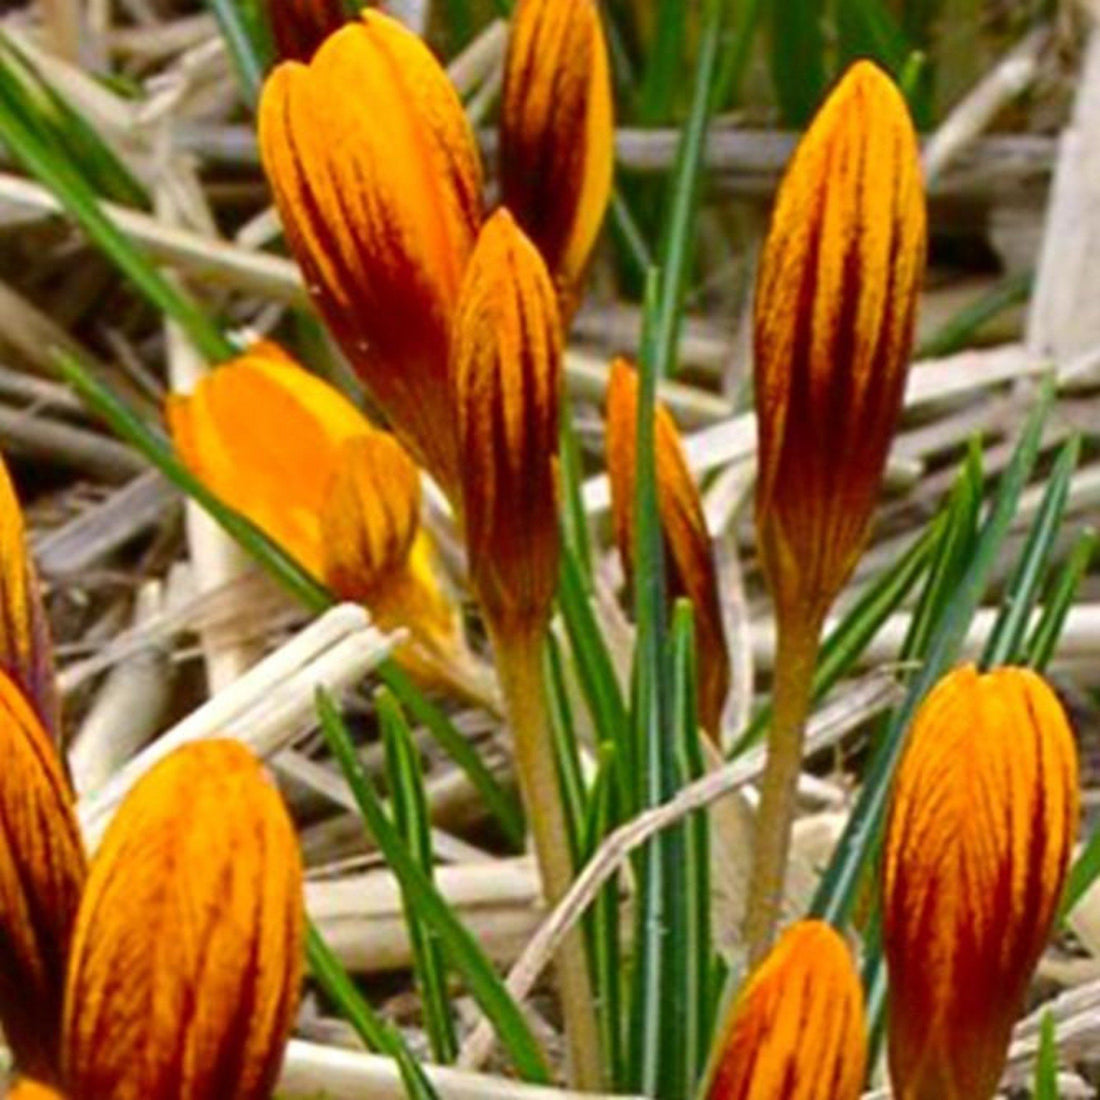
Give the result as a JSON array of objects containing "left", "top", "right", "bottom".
[
  {"left": 259, "top": 11, "right": 483, "bottom": 496},
  {"left": 499, "top": 0, "right": 613, "bottom": 320},
  {"left": 883, "top": 665, "right": 1079, "bottom": 1100},
  {"left": 7, "top": 1082, "right": 62, "bottom": 1099},
  {"left": 605, "top": 358, "right": 729, "bottom": 738},
  {"left": 267, "top": 0, "right": 350, "bottom": 62},
  {"left": 706, "top": 920, "right": 866, "bottom": 1100},
  {"left": 744, "top": 60, "right": 926, "bottom": 961},
  {"left": 63, "top": 740, "right": 304, "bottom": 1100}
]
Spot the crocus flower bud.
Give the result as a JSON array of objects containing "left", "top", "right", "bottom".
[
  {"left": 8, "top": 1082, "right": 63, "bottom": 1100},
  {"left": 605, "top": 359, "right": 729, "bottom": 737},
  {"left": 259, "top": 12, "right": 483, "bottom": 496},
  {"left": 267, "top": 0, "right": 350, "bottom": 62},
  {"left": 499, "top": 0, "right": 613, "bottom": 320},
  {"left": 0, "top": 671, "right": 85, "bottom": 1084},
  {"left": 452, "top": 208, "right": 562, "bottom": 634},
  {"left": 883, "top": 665, "right": 1079, "bottom": 1100},
  {"left": 706, "top": 920, "right": 866, "bottom": 1099},
  {"left": 63, "top": 740, "right": 304, "bottom": 1100},
  {"left": 754, "top": 60, "right": 925, "bottom": 633}
]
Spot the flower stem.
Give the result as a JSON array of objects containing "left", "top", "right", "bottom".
[
  {"left": 489, "top": 620, "right": 603, "bottom": 1091},
  {"left": 742, "top": 615, "right": 822, "bottom": 965}
]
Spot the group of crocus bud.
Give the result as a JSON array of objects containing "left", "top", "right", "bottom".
[{"left": 705, "top": 664, "right": 1079, "bottom": 1100}]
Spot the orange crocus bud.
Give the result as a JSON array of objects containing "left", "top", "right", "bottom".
[
  {"left": 605, "top": 358, "right": 729, "bottom": 737},
  {"left": 882, "top": 665, "right": 1079, "bottom": 1100},
  {"left": 706, "top": 920, "right": 866, "bottom": 1100},
  {"left": 499, "top": 0, "right": 613, "bottom": 320},
  {"left": 62, "top": 740, "right": 304, "bottom": 1100},
  {"left": 259, "top": 11, "right": 484, "bottom": 496},
  {"left": 754, "top": 60, "right": 926, "bottom": 633},
  {"left": 452, "top": 208, "right": 562, "bottom": 634},
  {"left": 0, "top": 671, "right": 85, "bottom": 1084},
  {"left": 8, "top": 1082, "right": 64, "bottom": 1100},
  {"left": 267, "top": 0, "right": 350, "bottom": 62}
]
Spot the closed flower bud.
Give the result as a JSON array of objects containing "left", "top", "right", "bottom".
[
  {"left": 63, "top": 740, "right": 304, "bottom": 1100},
  {"left": 706, "top": 920, "right": 866, "bottom": 1100},
  {"left": 754, "top": 61, "right": 925, "bottom": 632},
  {"left": 452, "top": 208, "right": 562, "bottom": 633},
  {"left": 883, "top": 665, "right": 1078, "bottom": 1100},
  {"left": 7, "top": 1082, "right": 63, "bottom": 1100},
  {"left": 259, "top": 12, "right": 483, "bottom": 495},
  {"left": 0, "top": 671, "right": 85, "bottom": 1084},
  {"left": 605, "top": 359, "right": 729, "bottom": 737},
  {"left": 499, "top": 0, "right": 613, "bottom": 320},
  {"left": 267, "top": 0, "right": 349, "bottom": 62}
]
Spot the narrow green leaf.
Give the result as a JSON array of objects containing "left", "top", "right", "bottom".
[
  {"left": 559, "top": 399, "right": 594, "bottom": 581},
  {"left": 316, "top": 690, "right": 552, "bottom": 1084},
  {"left": 714, "top": 0, "right": 767, "bottom": 109},
  {"left": 638, "top": 0, "right": 690, "bottom": 122},
  {"left": 836, "top": 0, "right": 913, "bottom": 77},
  {"left": 206, "top": 0, "right": 272, "bottom": 107},
  {"left": 1061, "top": 821, "right": 1100, "bottom": 922},
  {"left": 916, "top": 269, "right": 1034, "bottom": 360},
  {"left": 1034, "top": 1010, "right": 1059, "bottom": 1100},
  {"left": 378, "top": 689, "right": 459, "bottom": 1064},
  {"left": 546, "top": 631, "right": 588, "bottom": 870},
  {"left": 769, "top": 0, "right": 827, "bottom": 126},
  {"left": 1027, "top": 528, "right": 1097, "bottom": 672}
]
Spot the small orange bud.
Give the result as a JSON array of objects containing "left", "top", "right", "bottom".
[
  {"left": 7, "top": 1082, "right": 64, "bottom": 1100},
  {"left": 267, "top": 0, "right": 350, "bottom": 61},
  {"left": 452, "top": 208, "right": 562, "bottom": 632},
  {"left": 883, "top": 665, "right": 1078, "bottom": 1100},
  {"left": 499, "top": 0, "right": 613, "bottom": 319},
  {"left": 259, "top": 12, "right": 484, "bottom": 495},
  {"left": 0, "top": 671, "right": 85, "bottom": 1084},
  {"left": 62, "top": 740, "right": 304, "bottom": 1100},
  {"left": 605, "top": 359, "right": 729, "bottom": 737},
  {"left": 754, "top": 61, "right": 926, "bottom": 631},
  {"left": 706, "top": 920, "right": 866, "bottom": 1099}
]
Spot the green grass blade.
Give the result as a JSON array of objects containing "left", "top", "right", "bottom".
[
  {"left": 1062, "top": 823, "right": 1100, "bottom": 923},
  {"left": 810, "top": 381, "right": 1053, "bottom": 926},
  {"left": 316, "top": 690, "right": 552, "bottom": 1084},
  {"left": 769, "top": 0, "right": 827, "bottom": 126},
  {"left": 836, "top": 0, "right": 913, "bottom": 76},
  {"left": 306, "top": 922, "right": 441, "bottom": 1100},
  {"left": 206, "top": 0, "right": 272, "bottom": 107},
  {"left": 546, "top": 631, "right": 588, "bottom": 869},
  {"left": 713, "top": 0, "right": 767, "bottom": 109},
  {"left": 1034, "top": 1011, "right": 1059, "bottom": 1100},
  {"left": 559, "top": 399, "right": 594, "bottom": 581},
  {"left": 378, "top": 688, "right": 459, "bottom": 1064},
  {"left": 637, "top": 0, "right": 690, "bottom": 122},
  {"left": 981, "top": 436, "right": 1079, "bottom": 668},
  {"left": 1027, "top": 528, "right": 1097, "bottom": 672},
  {"left": 915, "top": 270, "right": 1033, "bottom": 359}
]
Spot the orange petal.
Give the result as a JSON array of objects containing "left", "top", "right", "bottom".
[
  {"left": 452, "top": 208, "right": 562, "bottom": 632},
  {"left": 754, "top": 61, "right": 926, "bottom": 630},
  {"left": 0, "top": 671, "right": 85, "bottom": 1084},
  {"left": 258, "top": 11, "right": 484, "bottom": 497},
  {"left": 7, "top": 1082, "right": 65, "bottom": 1100},
  {"left": 63, "top": 740, "right": 304, "bottom": 1100},
  {"left": 707, "top": 920, "right": 866, "bottom": 1099},
  {"left": 267, "top": 0, "right": 350, "bottom": 61},
  {"left": 166, "top": 339, "right": 371, "bottom": 578},
  {"left": 882, "top": 665, "right": 1079, "bottom": 1100},
  {"left": 499, "top": 0, "right": 613, "bottom": 320},
  {"left": 0, "top": 456, "right": 58, "bottom": 738},
  {"left": 605, "top": 359, "right": 729, "bottom": 736}
]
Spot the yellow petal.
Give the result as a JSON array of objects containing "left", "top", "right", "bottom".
[
  {"left": 882, "top": 665, "right": 1078, "bottom": 1100},
  {"left": 267, "top": 0, "right": 349, "bottom": 61},
  {"left": 259, "top": 11, "right": 484, "bottom": 497},
  {"left": 754, "top": 61, "right": 926, "bottom": 630},
  {"left": 63, "top": 740, "right": 303, "bottom": 1100},
  {"left": 0, "top": 671, "right": 85, "bottom": 1084},
  {"left": 706, "top": 920, "right": 866, "bottom": 1100},
  {"left": 605, "top": 359, "right": 729, "bottom": 736},
  {"left": 499, "top": 0, "right": 613, "bottom": 320},
  {"left": 7, "top": 1082, "right": 65, "bottom": 1100},
  {"left": 452, "top": 208, "right": 562, "bottom": 632},
  {"left": 166, "top": 339, "right": 370, "bottom": 578}
]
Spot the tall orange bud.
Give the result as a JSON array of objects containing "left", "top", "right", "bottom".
[
  {"left": 606, "top": 359, "right": 729, "bottom": 738},
  {"left": 267, "top": 0, "right": 350, "bottom": 62},
  {"left": 8, "top": 1082, "right": 63, "bottom": 1100},
  {"left": 452, "top": 209, "right": 600, "bottom": 1087},
  {"left": 63, "top": 740, "right": 304, "bottom": 1100},
  {"left": 499, "top": 0, "right": 613, "bottom": 320},
  {"left": 705, "top": 920, "right": 866, "bottom": 1100},
  {"left": 259, "top": 11, "right": 483, "bottom": 495},
  {"left": 0, "top": 671, "right": 85, "bottom": 1084},
  {"left": 745, "top": 61, "right": 926, "bottom": 961},
  {"left": 883, "top": 665, "right": 1078, "bottom": 1100}
]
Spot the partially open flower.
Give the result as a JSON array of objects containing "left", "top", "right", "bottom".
[
  {"left": 63, "top": 740, "right": 304, "bottom": 1100},
  {"left": 499, "top": 0, "right": 613, "bottom": 320},
  {"left": 0, "top": 670, "right": 85, "bottom": 1084},
  {"left": 706, "top": 920, "right": 866, "bottom": 1099},
  {"left": 259, "top": 11, "right": 483, "bottom": 495},
  {"left": 452, "top": 208, "right": 562, "bottom": 634},
  {"left": 883, "top": 665, "right": 1079, "bottom": 1100},
  {"left": 754, "top": 60, "right": 926, "bottom": 633},
  {"left": 605, "top": 359, "right": 729, "bottom": 737},
  {"left": 267, "top": 0, "right": 350, "bottom": 62}
]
